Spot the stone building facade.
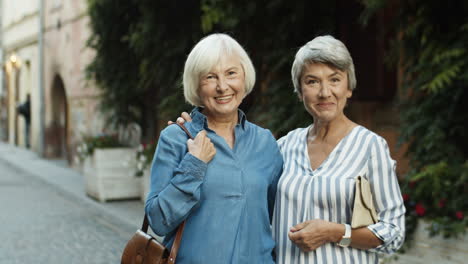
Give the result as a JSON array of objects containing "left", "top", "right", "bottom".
[
  {"left": 1, "top": 0, "right": 40, "bottom": 150},
  {"left": 1, "top": 0, "right": 104, "bottom": 164},
  {"left": 42, "top": 0, "right": 103, "bottom": 162}
]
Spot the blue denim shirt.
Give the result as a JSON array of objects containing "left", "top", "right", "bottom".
[{"left": 145, "top": 108, "right": 283, "bottom": 264}]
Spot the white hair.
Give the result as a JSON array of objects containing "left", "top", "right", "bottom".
[
  {"left": 291, "top": 35, "right": 357, "bottom": 95},
  {"left": 183, "top": 33, "right": 256, "bottom": 106}
]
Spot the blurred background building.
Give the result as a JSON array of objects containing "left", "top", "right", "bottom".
[
  {"left": 1, "top": 0, "right": 104, "bottom": 164},
  {"left": 1, "top": 1, "right": 465, "bottom": 262},
  {"left": 0, "top": 0, "right": 406, "bottom": 171}
]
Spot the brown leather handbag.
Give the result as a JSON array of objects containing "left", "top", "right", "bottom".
[
  {"left": 121, "top": 123, "right": 193, "bottom": 264},
  {"left": 121, "top": 214, "right": 185, "bottom": 264}
]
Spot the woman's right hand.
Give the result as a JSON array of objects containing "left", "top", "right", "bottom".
[{"left": 187, "top": 130, "right": 216, "bottom": 163}]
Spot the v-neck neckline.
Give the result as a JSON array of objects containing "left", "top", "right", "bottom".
[{"left": 304, "top": 124, "right": 359, "bottom": 173}]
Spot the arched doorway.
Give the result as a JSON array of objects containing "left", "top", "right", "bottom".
[{"left": 48, "top": 74, "right": 69, "bottom": 162}]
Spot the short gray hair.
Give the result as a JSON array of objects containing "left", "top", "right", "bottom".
[
  {"left": 291, "top": 35, "right": 356, "bottom": 95},
  {"left": 183, "top": 33, "right": 256, "bottom": 106}
]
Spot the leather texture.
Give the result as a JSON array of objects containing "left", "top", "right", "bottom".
[
  {"left": 121, "top": 124, "right": 192, "bottom": 264},
  {"left": 351, "top": 175, "right": 379, "bottom": 228},
  {"left": 121, "top": 229, "right": 170, "bottom": 264}
]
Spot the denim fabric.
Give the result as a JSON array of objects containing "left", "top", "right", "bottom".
[{"left": 145, "top": 108, "right": 283, "bottom": 264}]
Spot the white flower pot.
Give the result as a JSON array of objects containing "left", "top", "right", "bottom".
[
  {"left": 83, "top": 147, "right": 140, "bottom": 202},
  {"left": 140, "top": 168, "right": 151, "bottom": 202}
]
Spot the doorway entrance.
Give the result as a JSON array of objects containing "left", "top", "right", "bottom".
[{"left": 47, "top": 74, "right": 69, "bottom": 162}]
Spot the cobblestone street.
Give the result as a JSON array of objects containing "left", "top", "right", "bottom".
[{"left": 0, "top": 158, "right": 140, "bottom": 264}]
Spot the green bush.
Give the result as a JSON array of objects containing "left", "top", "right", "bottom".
[
  {"left": 76, "top": 134, "right": 124, "bottom": 162},
  {"left": 362, "top": 0, "right": 468, "bottom": 243}
]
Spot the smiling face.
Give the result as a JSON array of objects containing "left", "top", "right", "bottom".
[
  {"left": 198, "top": 55, "right": 246, "bottom": 120},
  {"left": 299, "top": 62, "right": 352, "bottom": 123}
]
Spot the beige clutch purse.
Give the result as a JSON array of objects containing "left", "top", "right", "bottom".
[{"left": 351, "top": 175, "right": 379, "bottom": 228}]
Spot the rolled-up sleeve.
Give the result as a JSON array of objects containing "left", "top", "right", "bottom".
[
  {"left": 145, "top": 126, "right": 208, "bottom": 236},
  {"left": 366, "top": 136, "right": 406, "bottom": 254}
]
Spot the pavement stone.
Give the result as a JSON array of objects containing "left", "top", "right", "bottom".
[{"left": 0, "top": 142, "right": 152, "bottom": 263}]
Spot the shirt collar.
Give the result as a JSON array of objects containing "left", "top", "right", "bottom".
[{"left": 190, "top": 107, "right": 247, "bottom": 131}]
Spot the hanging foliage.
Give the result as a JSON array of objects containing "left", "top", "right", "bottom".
[
  {"left": 362, "top": 0, "right": 468, "bottom": 244},
  {"left": 86, "top": 0, "right": 142, "bottom": 127},
  {"left": 86, "top": 0, "right": 340, "bottom": 141},
  {"left": 86, "top": 0, "right": 200, "bottom": 141}
]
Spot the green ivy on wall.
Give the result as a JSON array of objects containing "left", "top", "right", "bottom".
[
  {"left": 86, "top": 0, "right": 339, "bottom": 141},
  {"left": 86, "top": 0, "right": 200, "bottom": 141},
  {"left": 362, "top": 0, "right": 468, "bottom": 245}
]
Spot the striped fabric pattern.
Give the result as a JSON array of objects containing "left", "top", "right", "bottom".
[{"left": 273, "top": 125, "right": 405, "bottom": 264}]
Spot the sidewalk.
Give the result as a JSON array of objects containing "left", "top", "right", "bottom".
[{"left": 0, "top": 142, "right": 145, "bottom": 235}]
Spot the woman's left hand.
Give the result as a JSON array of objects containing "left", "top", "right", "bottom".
[{"left": 288, "top": 219, "right": 341, "bottom": 252}]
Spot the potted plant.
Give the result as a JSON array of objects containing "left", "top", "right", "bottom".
[{"left": 77, "top": 133, "right": 140, "bottom": 202}]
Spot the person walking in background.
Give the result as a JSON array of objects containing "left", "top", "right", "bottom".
[
  {"left": 145, "top": 33, "right": 283, "bottom": 263},
  {"left": 17, "top": 94, "right": 31, "bottom": 148},
  {"left": 273, "top": 35, "right": 405, "bottom": 263}
]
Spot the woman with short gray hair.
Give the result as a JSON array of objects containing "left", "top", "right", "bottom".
[
  {"left": 146, "top": 33, "right": 283, "bottom": 263},
  {"left": 273, "top": 35, "right": 405, "bottom": 263},
  {"left": 291, "top": 35, "right": 357, "bottom": 93}
]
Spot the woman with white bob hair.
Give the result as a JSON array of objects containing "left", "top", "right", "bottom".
[
  {"left": 273, "top": 35, "right": 405, "bottom": 263},
  {"left": 145, "top": 33, "right": 283, "bottom": 263}
]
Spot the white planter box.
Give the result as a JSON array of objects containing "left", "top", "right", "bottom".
[
  {"left": 384, "top": 221, "right": 467, "bottom": 263},
  {"left": 83, "top": 147, "right": 140, "bottom": 202},
  {"left": 140, "top": 168, "right": 151, "bottom": 202}
]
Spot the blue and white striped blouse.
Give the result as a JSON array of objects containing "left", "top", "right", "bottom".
[{"left": 272, "top": 125, "right": 405, "bottom": 264}]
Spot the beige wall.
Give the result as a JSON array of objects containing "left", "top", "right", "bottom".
[
  {"left": 1, "top": 0, "right": 104, "bottom": 163},
  {"left": 2, "top": 0, "right": 38, "bottom": 27},
  {"left": 42, "top": 0, "right": 103, "bottom": 162},
  {"left": 2, "top": 0, "right": 39, "bottom": 150}
]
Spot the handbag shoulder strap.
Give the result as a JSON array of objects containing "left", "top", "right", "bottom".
[
  {"left": 140, "top": 214, "right": 186, "bottom": 264},
  {"left": 168, "top": 123, "right": 193, "bottom": 264},
  {"left": 175, "top": 123, "right": 194, "bottom": 140},
  {"left": 142, "top": 123, "right": 194, "bottom": 264}
]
